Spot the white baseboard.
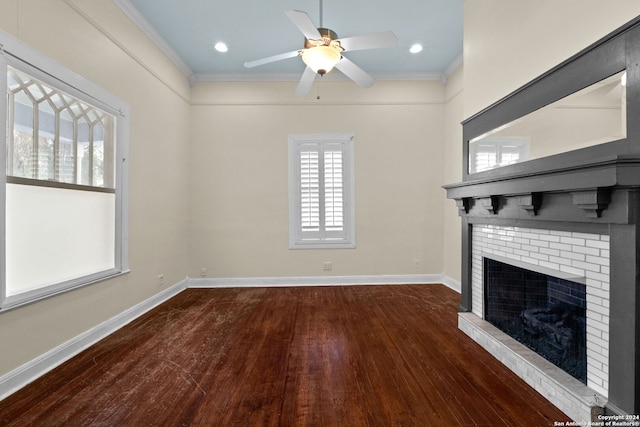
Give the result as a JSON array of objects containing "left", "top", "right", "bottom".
[
  {"left": 439, "top": 275, "right": 461, "bottom": 293},
  {"left": 0, "top": 279, "right": 188, "bottom": 401},
  {"left": 0, "top": 273, "right": 461, "bottom": 401},
  {"left": 188, "top": 273, "right": 462, "bottom": 292}
]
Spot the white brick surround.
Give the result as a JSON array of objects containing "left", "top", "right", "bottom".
[{"left": 465, "top": 224, "right": 610, "bottom": 418}]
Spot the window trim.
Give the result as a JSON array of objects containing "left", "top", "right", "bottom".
[
  {"left": 288, "top": 133, "right": 356, "bottom": 249},
  {"left": 0, "top": 30, "right": 130, "bottom": 311}
]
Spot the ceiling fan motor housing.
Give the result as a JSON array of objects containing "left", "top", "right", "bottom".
[{"left": 304, "top": 28, "right": 339, "bottom": 47}]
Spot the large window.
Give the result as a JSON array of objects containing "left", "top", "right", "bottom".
[
  {"left": 288, "top": 134, "right": 355, "bottom": 249},
  {"left": 0, "top": 33, "right": 129, "bottom": 310}
]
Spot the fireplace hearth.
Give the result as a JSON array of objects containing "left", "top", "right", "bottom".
[{"left": 484, "top": 258, "right": 586, "bottom": 383}]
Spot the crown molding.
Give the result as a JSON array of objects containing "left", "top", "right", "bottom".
[
  {"left": 191, "top": 71, "right": 446, "bottom": 84},
  {"left": 112, "top": 0, "right": 194, "bottom": 78},
  {"left": 442, "top": 52, "right": 463, "bottom": 83},
  {"left": 376, "top": 72, "right": 445, "bottom": 81},
  {"left": 192, "top": 72, "right": 306, "bottom": 83}
]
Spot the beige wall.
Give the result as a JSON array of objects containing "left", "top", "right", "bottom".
[
  {"left": 0, "top": 0, "right": 191, "bottom": 376},
  {"left": 464, "top": 0, "right": 640, "bottom": 120},
  {"left": 442, "top": 67, "right": 464, "bottom": 283},
  {"left": 189, "top": 80, "right": 446, "bottom": 278}
]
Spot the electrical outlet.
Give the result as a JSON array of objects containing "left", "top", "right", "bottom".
[
  {"left": 157, "top": 274, "right": 164, "bottom": 286},
  {"left": 323, "top": 261, "right": 332, "bottom": 271},
  {"left": 200, "top": 268, "right": 207, "bottom": 277},
  {"left": 414, "top": 260, "right": 422, "bottom": 270}
]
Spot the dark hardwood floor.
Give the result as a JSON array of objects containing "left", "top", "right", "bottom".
[{"left": 0, "top": 285, "right": 568, "bottom": 426}]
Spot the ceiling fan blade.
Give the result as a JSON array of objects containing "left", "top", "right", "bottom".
[
  {"left": 244, "top": 50, "right": 300, "bottom": 68},
  {"left": 335, "top": 56, "right": 375, "bottom": 88},
  {"left": 285, "top": 10, "right": 322, "bottom": 41},
  {"left": 337, "top": 31, "right": 398, "bottom": 52},
  {"left": 295, "top": 66, "right": 317, "bottom": 96}
]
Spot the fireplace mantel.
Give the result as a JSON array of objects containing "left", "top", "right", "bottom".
[
  {"left": 445, "top": 16, "right": 640, "bottom": 419},
  {"left": 444, "top": 155, "right": 640, "bottom": 223}
]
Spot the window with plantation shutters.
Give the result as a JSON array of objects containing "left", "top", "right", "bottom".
[{"left": 289, "top": 134, "right": 355, "bottom": 249}]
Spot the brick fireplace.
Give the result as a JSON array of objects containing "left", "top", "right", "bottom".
[
  {"left": 445, "top": 16, "right": 640, "bottom": 422},
  {"left": 461, "top": 225, "right": 610, "bottom": 420}
]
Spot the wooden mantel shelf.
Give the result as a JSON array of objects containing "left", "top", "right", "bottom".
[
  {"left": 444, "top": 154, "right": 640, "bottom": 199},
  {"left": 444, "top": 155, "right": 640, "bottom": 224}
]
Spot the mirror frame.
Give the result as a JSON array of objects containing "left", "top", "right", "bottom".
[{"left": 462, "top": 16, "right": 640, "bottom": 182}]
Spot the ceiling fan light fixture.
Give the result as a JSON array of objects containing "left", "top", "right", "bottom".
[{"left": 301, "top": 45, "right": 341, "bottom": 75}]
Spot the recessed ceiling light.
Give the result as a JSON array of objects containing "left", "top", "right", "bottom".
[
  {"left": 409, "top": 44, "right": 423, "bottom": 54},
  {"left": 214, "top": 42, "right": 228, "bottom": 53}
]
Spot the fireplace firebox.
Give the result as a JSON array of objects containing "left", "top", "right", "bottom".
[{"left": 484, "top": 258, "right": 586, "bottom": 383}]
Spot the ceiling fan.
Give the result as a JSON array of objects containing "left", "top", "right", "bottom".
[{"left": 243, "top": 4, "right": 398, "bottom": 96}]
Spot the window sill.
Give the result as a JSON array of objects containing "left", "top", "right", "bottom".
[
  {"left": 0, "top": 269, "right": 131, "bottom": 313},
  {"left": 289, "top": 241, "right": 356, "bottom": 250}
]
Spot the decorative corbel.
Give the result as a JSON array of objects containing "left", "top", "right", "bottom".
[
  {"left": 517, "top": 192, "right": 543, "bottom": 216},
  {"left": 571, "top": 188, "right": 611, "bottom": 218},
  {"left": 480, "top": 196, "right": 500, "bottom": 214},
  {"left": 455, "top": 198, "right": 471, "bottom": 215}
]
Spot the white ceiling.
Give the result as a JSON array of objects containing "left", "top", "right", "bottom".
[{"left": 115, "top": 0, "right": 463, "bottom": 82}]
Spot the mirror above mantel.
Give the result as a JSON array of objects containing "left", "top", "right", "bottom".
[
  {"left": 448, "top": 14, "right": 640, "bottom": 191},
  {"left": 468, "top": 71, "right": 627, "bottom": 174}
]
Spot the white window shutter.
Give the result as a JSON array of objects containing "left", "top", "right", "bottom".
[
  {"left": 299, "top": 149, "right": 320, "bottom": 240},
  {"left": 322, "top": 144, "right": 345, "bottom": 240},
  {"left": 289, "top": 134, "right": 355, "bottom": 249}
]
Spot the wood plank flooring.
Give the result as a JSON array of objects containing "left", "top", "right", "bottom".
[{"left": 0, "top": 285, "right": 568, "bottom": 426}]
